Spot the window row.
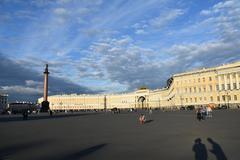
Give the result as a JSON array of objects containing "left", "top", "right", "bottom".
[
  {"left": 176, "top": 76, "right": 213, "bottom": 85},
  {"left": 176, "top": 73, "right": 240, "bottom": 86},
  {"left": 216, "top": 83, "right": 240, "bottom": 91},
  {"left": 217, "top": 73, "right": 240, "bottom": 80},
  {"left": 177, "top": 85, "right": 214, "bottom": 93},
  {"left": 219, "top": 95, "right": 238, "bottom": 101},
  {"left": 184, "top": 95, "right": 238, "bottom": 103},
  {"left": 0, "top": 100, "right": 7, "bottom": 104}
]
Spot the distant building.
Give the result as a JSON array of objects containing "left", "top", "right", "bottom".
[
  {"left": 0, "top": 94, "right": 8, "bottom": 112},
  {"left": 8, "top": 102, "right": 37, "bottom": 114},
  {"left": 38, "top": 61, "right": 240, "bottom": 111}
]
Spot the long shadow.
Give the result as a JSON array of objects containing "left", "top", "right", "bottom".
[
  {"left": 145, "top": 119, "right": 154, "bottom": 124},
  {"left": 192, "top": 138, "right": 208, "bottom": 160},
  {"left": 0, "top": 139, "right": 53, "bottom": 160},
  {"left": 207, "top": 138, "right": 227, "bottom": 160},
  {"left": 0, "top": 112, "right": 100, "bottom": 123},
  {"left": 59, "top": 143, "right": 107, "bottom": 160},
  {"left": 39, "top": 143, "right": 107, "bottom": 160}
]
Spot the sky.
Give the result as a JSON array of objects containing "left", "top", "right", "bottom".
[{"left": 0, "top": 0, "right": 240, "bottom": 102}]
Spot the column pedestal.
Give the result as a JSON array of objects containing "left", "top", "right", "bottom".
[{"left": 41, "top": 101, "right": 49, "bottom": 112}]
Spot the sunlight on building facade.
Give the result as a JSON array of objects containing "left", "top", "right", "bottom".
[{"left": 38, "top": 61, "right": 240, "bottom": 110}]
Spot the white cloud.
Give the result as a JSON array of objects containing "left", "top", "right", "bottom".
[
  {"left": 149, "top": 9, "right": 184, "bottom": 28},
  {"left": 57, "top": 0, "right": 72, "bottom": 4},
  {"left": 53, "top": 8, "right": 69, "bottom": 16},
  {"left": 135, "top": 29, "right": 146, "bottom": 35},
  {"left": 200, "top": 10, "right": 211, "bottom": 16},
  {"left": 25, "top": 80, "right": 43, "bottom": 87},
  {"left": 0, "top": 85, "right": 43, "bottom": 95},
  {"left": 73, "top": 0, "right": 240, "bottom": 91}
]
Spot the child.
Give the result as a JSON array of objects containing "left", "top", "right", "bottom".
[{"left": 139, "top": 114, "right": 146, "bottom": 124}]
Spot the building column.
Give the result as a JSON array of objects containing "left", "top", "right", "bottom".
[
  {"left": 218, "top": 76, "right": 222, "bottom": 90},
  {"left": 230, "top": 73, "right": 233, "bottom": 90},
  {"left": 224, "top": 74, "right": 227, "bottom": 90},
  {"left": 236, "top": 73, "right": 240, "bottom": 89}
]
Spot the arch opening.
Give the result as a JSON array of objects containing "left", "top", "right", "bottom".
[{"left": 138, "top": 96, "right": 146, "bottom": 109}]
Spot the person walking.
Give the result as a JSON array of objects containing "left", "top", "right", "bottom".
[
  {"left": 196, "top": 108, "right": 202, "bottom": 121},
  {"left": 149, "top": 108, "right": 152, "bottom": 115}
]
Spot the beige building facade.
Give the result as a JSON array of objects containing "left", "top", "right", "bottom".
[{"left": 38, "top": 61, "right": 240, "bottom": 110}]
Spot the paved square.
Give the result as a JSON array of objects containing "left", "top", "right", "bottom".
[{"left": 0, "top": 110, "right": 240, "bottom": 160}]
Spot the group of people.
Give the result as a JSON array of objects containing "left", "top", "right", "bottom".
[{"left": 196, "top": 106, "right": 213, "bottom": 121}]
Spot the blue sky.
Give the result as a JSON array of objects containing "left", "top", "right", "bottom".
[{"left": 0, "top": 0, "right": 240, "bottom": 101}]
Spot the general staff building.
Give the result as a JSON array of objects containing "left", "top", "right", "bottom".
[{"left": 38, "top": 61, "right": 240, "bottom": 110}]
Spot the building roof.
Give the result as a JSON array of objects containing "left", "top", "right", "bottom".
[{"left": 173, "top": 61, "right": 240, "bottom": 77}]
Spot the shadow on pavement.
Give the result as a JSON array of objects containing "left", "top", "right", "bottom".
[
  {"left": 40, "top": 143, "right": 107, "bottom": 160},
  {"left": 0, "top": 139, "right": 53, "bottom": 160},
  {"left": 192, "top": 138, "right": 228, "bottom": 160},
  {"left": 207, "top": 138, "right": 227, "bottom": 160},
  {"left": 145, "top": 120, "right": 154, "bottom": 124},
  {"left": 192, "top": 138, "right": 208, "bottom": 160},
  {"left": 0, "top": 112, "right": 100, "bottom": 123},
  {"left": 59, "top": 143, "right": 107, "bottom": 160}
]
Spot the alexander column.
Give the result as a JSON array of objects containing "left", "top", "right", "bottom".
[{"left": 41, "top": 64, "right": 50, "bottom": 112}]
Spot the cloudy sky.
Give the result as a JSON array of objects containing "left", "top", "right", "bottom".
[{"left": 0, "top": 0, "right": 240, "bottom": 102}]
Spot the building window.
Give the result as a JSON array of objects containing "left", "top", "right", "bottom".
[
  {"left": 189, "top": 88, "right": 192, "bottom": 93},
  {"left": 199, "top": 97, "right": 202, "bottom": 101},
  {"left": 222, "top": 84, "right": 225, "bottom": 90},
  {"left": 234, "top": 95, "right": 237, "bottom": 101},
  {"left": 217, "top": 96, "right": 220, "bottom": 101},
  {"left": 195, "top": 97, "right": 197, "bottom": 102},
  {"left": 227, "top": 84, "right": 230, "bottom": 90},
  {"left": 210, "top": 96, "right": 213, "bottom": 102},
  {"left": 209, "top": 77, "right": 212, "bottom": 81},
  {"left": 228, "top": 95, "right": 231, "bottom": 101},
  {"left": 233, "top": 83, "right": 237, "bottom": 89},
  {"left": 194, "top": 87, "right": 197, "bottom": 93},
  {"left": 216, "top": 85, "right": 219, "bottom": 91},
  {"left": 186, "top": 98, "right": 188, "bottom": 103},
  {"left": 203, "top": 77, "right": 205, "bottom": 82},
  {"left": 190, "top": 98, "right": 192, "bottom": 102},
  {"left": 198, "top": 78, "right": 200, "bottom": 82},
  {"left": 204, "top": 97, "right": 207, "bottom": 101},
  {"left": 227, "top": 74, "right": 230, "bottom": 79},
  {"left": 203, "top": 87, "right": 206, "bottom": 92},
  {"left": 185, "top": 88, "right": 187, "bottom": 93},
  {"left": 209, "top": 85, "right": 213, "bottom": 91},
  {"left": 222, "top": 95, "right": 225, "bottom": 101},
  {"left": 199, "top": 87, "right": 201, "bottom": 92}
]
